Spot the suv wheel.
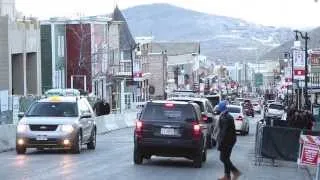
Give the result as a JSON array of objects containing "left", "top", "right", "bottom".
[
  {"left": 245, "top": 125, "right": 250, "bottom": 135},
  {"left": 144, "top": 154, "right": 152, "bottom": 160},
  {"left": 87, "top": 129, "right": 96, "bottom": 150},
  {"left": 16, "top": 146, "right": 26, "bottom": 154},
  {"left": 71, "top": 131, "right": 82, "bottom": 154},
  {"left": 202, "top": 147, "right": 207, "bottom": 162},
  {"left": 134, "top": 146, "right": 143, "bottom": 164},
  {"left": 207, "top": 135, "right": 213, "bottom": 149},
  {"left": 193, "top": 149, "right": 203, "bottom": 168}
]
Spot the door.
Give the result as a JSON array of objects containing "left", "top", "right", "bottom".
[{"left": 78, "top": 100, "right": 92, "bottom": 141}]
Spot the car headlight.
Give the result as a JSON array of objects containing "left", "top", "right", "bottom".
[
  {"left": 61, "top": 125, "right": 74, "bottom": 133},
  {"left": 17, "top": 124, "right": 28, "bottom": 133}
]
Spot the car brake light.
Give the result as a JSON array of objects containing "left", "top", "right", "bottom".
[
  {"left": 193, "top": 123, "right": 201, "bottom": 139},
  {"left": 194, "top": 124, "right": 201, "bottom": 132},
  {"left": 164, "top": 103, "right": 174, "bottom": 108},
  {"left": 135, "top": 120, "right": 143, "bottom": 133},
  {"left": 202, "top": 115, "right": 208, "bottom": 121}
]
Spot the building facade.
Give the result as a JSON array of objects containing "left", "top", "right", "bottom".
[{"left": 0, "top": 0, "right": 41, "bottom": 95}]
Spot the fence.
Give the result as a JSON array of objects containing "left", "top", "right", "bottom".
[{"left": 255, "top": 118, "right": 304, "bottom": 166}]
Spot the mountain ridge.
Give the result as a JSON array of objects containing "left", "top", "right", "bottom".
[{"left": 122, "top": 3, "right": 293, "bottom": 62}]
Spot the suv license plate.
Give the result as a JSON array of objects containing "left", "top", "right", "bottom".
[
  {"left": 36, "top": 135, "right": 48, "bottom": 141},
  {"left": 160, "top": 128, "right": 175, "bottom": 136}
]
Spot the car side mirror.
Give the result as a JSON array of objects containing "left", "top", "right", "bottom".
[
  {"left": 18, "top": 112, "right": 25, "bottom": 119},
  {"left": 81, "top": 113, "right": 92, "bottom": 119}
]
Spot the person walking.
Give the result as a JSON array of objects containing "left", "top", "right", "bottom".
[{"left": 217, "top": 101, "right": 241, "bottom": 180}]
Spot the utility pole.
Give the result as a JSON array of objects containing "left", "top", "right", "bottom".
[{"left": 294, "top": 30, "right": 310, "bottom": 109}]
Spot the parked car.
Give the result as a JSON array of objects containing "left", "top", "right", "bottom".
[
  {"left": 133, "top": 100, "right": 207, "bottom": 168},
  {"left": 168, "top": 97, "right": 216, "bottom": 148},
  {"left": 16, "top": 95, "right": 107, "bottom": 154},
  {"left": 227, "top": 105, "right": 249, "bottom": 135}
]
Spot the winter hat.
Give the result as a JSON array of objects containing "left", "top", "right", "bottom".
[{"left": 218, "top": 100, "right": 227, "bottom": 112}]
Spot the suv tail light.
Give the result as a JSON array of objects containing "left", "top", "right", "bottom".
[
  {"left": 202, "top": 114, "right": 208, "bottom": 121},
  {"left": 135, "top": 120, "right": 143, "bottom": 136},
  {"left": 193, "top": 123, "right": 201, "bottom": 139},
  {"left": 236, "top": 116, "right": 243, "bottom": 121}
]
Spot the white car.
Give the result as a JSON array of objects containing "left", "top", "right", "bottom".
[
  {"left": 227, "top": 105, "right": 249, "bottom": 135},
  {"left": 265, "top": 103, "right": 284, "bottom": 118},
  {"left": 252, "top": 102, "right": 262, "bottom": 113}
]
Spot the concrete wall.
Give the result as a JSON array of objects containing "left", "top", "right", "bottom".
[
  {"left": 8, "top": 21, "right": 41, "bottom": 95},
  {"left": 11, "top": 53, "right": 24, "bottom": 95},
  {"left": 0, "top": 16, "right": 9, "bottom": 90}
]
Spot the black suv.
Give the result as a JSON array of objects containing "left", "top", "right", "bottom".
[
  {"left": 168, "top": 97, "right": 216, "bottom": 149},
  {"left": 134, "top": 100, "right": 207, "bottom": 168}
]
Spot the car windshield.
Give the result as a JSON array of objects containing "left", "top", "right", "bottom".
[
  {"left": 26, "top": 102, "right": 78, "bottom": 117},
  {"left": 228, "top": 107, "right": 241, "bottom": 113},
  {"left": 142, "top": 104, "right": 196, "bottom": 122},
  {"left": 269, "top": 104, "right": 284, "bottom": 110}
]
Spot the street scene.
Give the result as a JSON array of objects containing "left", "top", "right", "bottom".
[{"left": 0, "top": 0, "right": 319, "bottom": 180}]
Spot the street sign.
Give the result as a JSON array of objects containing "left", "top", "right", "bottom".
[
  {"left": 294, "top": 69, "right": 305, "bottom": 80},
  {"left": 254, "top": 73, "right": 263, "bottom": 87}
]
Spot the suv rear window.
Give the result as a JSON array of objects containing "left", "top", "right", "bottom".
[
  {"left": 142, "top": 103, "right": 196, "bottom": 122},
  {"left": 269, "top": 104, "right": 283, "bottom": 110},
  {"left": 228, "top": 107, "right": 241, "bottom": 113},
  {"left": 172, "top": 100, "right": 204, "bottom": 112},
  {"left": 26, "top": 102, "right": 78, "bottom": 117}
]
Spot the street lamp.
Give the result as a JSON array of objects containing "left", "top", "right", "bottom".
[{"left": 294, "top": 30, "right": 310, "bottom": 109}]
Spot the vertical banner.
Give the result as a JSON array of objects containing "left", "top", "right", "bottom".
[
  {"left": 12, "top": 96, "right": 20, "bottom": 124},
  {"left": 293, "top": 50, "right": 305, "bottom": 68},
  {"left": 1, "top": 90, "right": 8, "bottom": 112}
]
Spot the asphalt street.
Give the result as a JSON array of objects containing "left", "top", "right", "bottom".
[{"left": 0, "top": 114, "right": 310, "bottom": 180}]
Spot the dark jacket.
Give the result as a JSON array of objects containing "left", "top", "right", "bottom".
[{"left": 217, "top": 111, "right": 237, "bottom": 151}]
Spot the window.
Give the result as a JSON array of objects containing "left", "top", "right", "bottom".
[
  {"left": 57, "top": 36, "right": 65, "bottom": 57},
  {"left": 26, "top": 102, "right": 78, "bottom": 117},
  {"left": 206, "top": 101, "right": 214, "bottom": 113},
  {"left": 227, "top": 107, "right": 241, "bottom": 113},
  {"left": 142, "top": 104, "right": 196, "bottom": 122}
]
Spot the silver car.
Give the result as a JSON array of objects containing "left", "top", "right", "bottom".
[{"left": 16, "top": 96, "right": 97, "bottom": 154}]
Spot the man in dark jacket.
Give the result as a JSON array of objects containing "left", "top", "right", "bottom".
[{"left": 217, "top": 101, "right": 241, "bottom": 180}]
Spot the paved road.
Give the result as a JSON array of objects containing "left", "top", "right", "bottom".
[{"left": 0, "top": 114, "right": 310, "bottom": 180}]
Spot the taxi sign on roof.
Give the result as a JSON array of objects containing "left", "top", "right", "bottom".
[
  {"left": 44, "top": 89, "right": 81, "bottom": 97},
  {"left": 49, "top": 96, "right": 62, "bottom": 102}
]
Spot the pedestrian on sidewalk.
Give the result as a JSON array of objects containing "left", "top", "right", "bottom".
[{"left": 217, "top": 101, "right": 241, "bottom": 180}]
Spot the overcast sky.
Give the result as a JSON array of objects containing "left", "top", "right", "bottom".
[{"left": 15, "top": 0, "right": 320, "bottom": 28}]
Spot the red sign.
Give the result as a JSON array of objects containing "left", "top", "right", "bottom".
[
  {"left": 300, "top": 142, "right": 319, "bottom": 166},
  {"left": 294, "top": 69, "right": 305, "bottom": 76}
]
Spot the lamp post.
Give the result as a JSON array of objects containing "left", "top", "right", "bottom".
[{"left": 294, "top": 30, "right": 310, "bottom": 110}]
